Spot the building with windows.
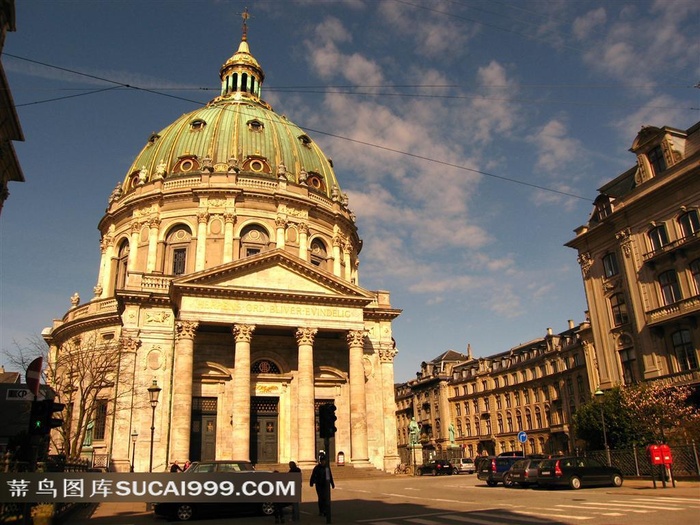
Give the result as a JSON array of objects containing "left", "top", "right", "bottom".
[
  {"left": 566, "top": 122, "right": 700, "bottom": 392},
  {"left": 42, "top": 23, "right": 401, "bottom": 473},
  {"left": 396, "top": 321, "right": 596, "bottom": 461},
  {"left": 0, "top": 0, "right": 24, "bottom": 216}
]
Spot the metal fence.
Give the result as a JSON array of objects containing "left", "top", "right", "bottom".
[
  {"left": 0, "top": 451, "right": 92, "bottom": 523},
  {"left": 399, "top": 441, "right": 700, "bottom": 478}
]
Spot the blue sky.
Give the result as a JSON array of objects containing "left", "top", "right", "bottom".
[{"left": 1, "top": 0, "right": 698, "bottom": 383}]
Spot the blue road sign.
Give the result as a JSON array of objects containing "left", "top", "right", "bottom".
[{"left": 517, "top": 431, "right": 527, "bottom": 443}]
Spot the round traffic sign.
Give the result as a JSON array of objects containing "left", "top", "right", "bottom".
[{"left": 517, "top": 431, "right": 527, "bottom": 443}]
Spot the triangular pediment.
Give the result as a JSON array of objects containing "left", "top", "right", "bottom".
[{"left": 170, "top": 249, "right": 374, "bottom": 305}]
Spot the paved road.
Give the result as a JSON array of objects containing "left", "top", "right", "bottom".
[{"left": 63, "top": 474, "right": 700, "bottom": 525}]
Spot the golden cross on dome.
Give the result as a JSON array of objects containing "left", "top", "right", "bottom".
[{"left": 239, "top": 7, "right": 251, "bottom": 41}]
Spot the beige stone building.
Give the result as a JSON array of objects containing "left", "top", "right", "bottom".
[
  {"left": 566, "top": 122, "right": 700, "bottom": 392},
  {"left": 0, "top": 0, "right": 24, "bottom": 216},
  {"left": 396, "top": 321, "right": 596, "bottom": 462},
  {"left": 43, "top": 25, "right": 401, "bottom": 472}
]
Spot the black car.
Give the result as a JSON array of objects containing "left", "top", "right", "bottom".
[
  {"left": 504, "top": 458, "right": 543, "bottom": 488},
  {"left": 152, "top": 460, "right": 275, "bottom": 521},
  {"left": 537, "top": 457, "right": 623, "bottom": 490},
  {"left": 477, "top": 456, "right": 522, "bottom": 486},
  {"left": 416, "top": 459, "right": 455, "bottom": 476}
]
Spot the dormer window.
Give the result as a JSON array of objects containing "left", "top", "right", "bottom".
[
  {"left": 306, "top": 172, "right": 325, "bottom": 192},
  {"left": 247, "top": 119, "right": 264, "bottom": 132},
  {"left": 147, "top": 133, "right": 160, "bottom": 145},
  {"left": 647, "top": 145, "right": 666, "bottom": 176},
  {"left": 190, "top": 119, "right": 206, "bottom": 131},
  {"left": 298, "top": 134, "right": 312, "bottom": 148}
]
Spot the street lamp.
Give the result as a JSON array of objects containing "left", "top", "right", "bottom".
[
  {"left": 148, "top": 379, "right": 161, "bottom": 473},
  {"left": 594, "top": 386, "right": 611, "bottom": 466},
  {"left": 130, "top": 430, "right": 138, "bottom": 472}
]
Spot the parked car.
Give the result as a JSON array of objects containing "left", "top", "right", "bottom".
[
  {"left": 455, "top": 457, "right": 476, "bottom": 474},
  {"left": 504, "top": 458, "right": 543, "bottom": 488},
  {"left": 477, "top": 456, "right": 522, "bottom": 486},
  {"left": 417, "top": 459, "right": 455, "bottom": 476},
  {"left": 152, "top": 460, "right": 275, "bottom": 521},
  {"left": 537, "top": 457, "right": 623, "bottom": 490}
]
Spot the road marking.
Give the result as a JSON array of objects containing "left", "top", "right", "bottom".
[
  {"left": 556, "top": 503, "right": 651, "bottom": 513},
  {"left": 463, "top": 511, "right": 552, "bottom": 523},
  {"left": 589, "top": 501, "right": 682, "bottom": 510}
]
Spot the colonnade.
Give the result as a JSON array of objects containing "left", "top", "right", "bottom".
[{"left": 169, "top": 321, "right": 369, "bottom": 467}]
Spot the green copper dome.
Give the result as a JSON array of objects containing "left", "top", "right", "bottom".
[{"left": 121, "top": 34, "right": 339, "bottom": 197}]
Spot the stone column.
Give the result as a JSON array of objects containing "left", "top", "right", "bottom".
[
  {"left": 295, "top": 327, "right": 317, "bottom": 467},
  {"left": 232, "top": 323, "right": 255, "bottom": 461},
  {"left": 379, "top": 342, "right": 400, "bottom": 470},
  {"left": 171, "top": 321, "right": 198, "bottom": 462},
  {"left": 111, "top": 336, "right": 141, "bottom": 472},
  {"left": 94, "top": 237, "right": 109, "bottom": 298},
  {"left": 332, "top": 236, "right": 342, "bottom": 277},
  {"left": 275, "top": 216, "right": 286, "bottom": 249},
  {"left": 127, "top": 221, "right": 140, "bottom": 271},
  {"left": 102, "top": 235, "right": 116, "bottom": 297},
  {"left": 223, "top": 212, "right": 236, "bottom": 264},
  {"left": 146, "top": 218, "right": 160, "bottom": 273},
  {"left": 298, "top": 223, "right": 309, "bottom": 261},
  {"left": 347, "top": 330, "right": 370, "bottom": 466},
  {"left": 195, "top": 212, "right": 209, "bottom": 272},
  {"left": 343, "top": 242, "right": 352, "bottom": 282}
]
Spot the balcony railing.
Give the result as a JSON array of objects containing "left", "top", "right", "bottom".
[
  {"left": 643, "top": 230, "right": 700, "bottom": 263},
  {"left": 647, "top": 294, "right": 700, "bottom": 326}
]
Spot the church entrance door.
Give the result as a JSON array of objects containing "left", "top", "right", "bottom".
[
  {"left": 250, "top": 397, "right": 278, "bottom": 464},
  {"left": 190, "top": 397, "right": 217, "bottom": 462}
]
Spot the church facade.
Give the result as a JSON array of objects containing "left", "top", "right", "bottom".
[{"left": 43, "top": 25, "right": 401, "bottom": 473}]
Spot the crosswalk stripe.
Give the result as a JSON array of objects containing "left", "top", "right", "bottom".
[
  {"left": 557, "top": 503, "right": 650, "bottom": 513},
  {"left": 511, "top": 510, "right": 593, "bottom": 521}
]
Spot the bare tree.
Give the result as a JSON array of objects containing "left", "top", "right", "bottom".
[{"left": 5, "top": 332, "right": 135, "bottom": 459}]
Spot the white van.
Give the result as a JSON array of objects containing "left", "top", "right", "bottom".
[{"left": 456, "top": 457, "right": 476, "bottom": 474}]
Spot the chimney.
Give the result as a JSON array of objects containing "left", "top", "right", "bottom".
[
  {"left": 467, "top": 343, "right": 473, "bottom": 360},
  {"left": 568, "top": 319, "right": 575, "bottom": 329},
  {"left": 547, "top": 327, "right": 553, "bottom": 336}
]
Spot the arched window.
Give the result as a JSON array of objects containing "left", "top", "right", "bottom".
[
  {"left": 165, "top": 226, "right": 193, "bottom": 275},
  {"left": 672, "top": 329, "right": 698, "bottom": 371},
  {"left": 659, "top": 270, "right": 682, "bottom": 305},
  {"left": 251, "top": 359, "right": 281, "bottom": 374},
  {"left": 115, "top": 240, "right": 129, "bottom": 290},
  {"left": 525, "top": 408, "right": 532, "bottom": 430},
  {"left": 679, "top": 210, "right": 700, "bottom": 239},
  {"left": 535, "top": 407, "right": 542, "bottom": 428},
  {"left": 310, "top": 238, "right": 328, "bottom": 267},
  {"left": 516, "top": 410, "right": 523, "bottom": 430},
  {"left": 603, "top": 252, "right": 619, "bottom": 278},
  {"left": 609, "top": 293, "right": 629, "bottom": 326},
  {"left": 690, "top": 259, "right": 700, "bottom": 295},
  {"left": 497, "top": 414, "right": 504, "bottom": 433},
  {"left": 506, "top": 412, "right": 513, "bottom": 433},
  {"left": 240, "top": 224, "right": 269, "bottom": 258},
  {"left": 648, "top": 224, "right": 669, "bottom": 252}
]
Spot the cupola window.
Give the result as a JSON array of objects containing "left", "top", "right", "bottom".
[
  {"left": 240, "top": 224, "right": 269, "bottom": 257},
  {"left": 147, "top": 133, "right": 160, "bottom": 145},
  {"left": 310, "top": 238, "right": 328, "bottom": 267},
  {"left": 190, "top": 119, "right": 206, "bottom": 131},
  {"left": 306, "top": 172, "right": 325, "bottom": 192},
  {"left": 165, "top": 226, "right": 193, "bottom": 275},
  {"left": 242, "top": 156, "right": 271, "bottom": 174},
  {"left": 247, "top": 119, "right": 264, "bottom": 132},
  {"left": 298, "top": 134, "right": 312, "bottom": 148},
  {"left": 173, "top": 155, "right": 200, "bottom": 174}
]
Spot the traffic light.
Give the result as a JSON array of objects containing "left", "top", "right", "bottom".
[
  {"left": 319, "top": 403, "right": 337, "bottom": 438},
  {"left": 29, "top": 399, "right": 65, "bottom": 436}
]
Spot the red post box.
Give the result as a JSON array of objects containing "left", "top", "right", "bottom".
[
  {"left": 647, "top": 444, "right": 663, "bottom": 465},
  {"left": 659, "top": 444, "right": 673, "bottom": 465}
]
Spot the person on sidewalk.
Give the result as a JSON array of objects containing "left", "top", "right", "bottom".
[
  {"left": 288, "top": 461, "right": 301, "bottom": 521},
  {"left": 309, "top": 455, "right": 334, "bottom": 516}
]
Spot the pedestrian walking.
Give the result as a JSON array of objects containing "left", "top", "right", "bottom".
[
  {"left": 288, "top": 461, "right": 301, "bottom": 521},
  {"left": 309, "top": 455, "right": 334, "bottom": 517}
]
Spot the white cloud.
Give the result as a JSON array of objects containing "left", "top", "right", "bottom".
[{"left": 572, "top": 8, "right": 606, "bottom": 40}]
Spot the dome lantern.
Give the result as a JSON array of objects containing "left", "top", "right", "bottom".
[{"left": 220, "top": 8, "right": 265, "bottom": 100}]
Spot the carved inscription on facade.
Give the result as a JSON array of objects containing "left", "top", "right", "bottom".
[{"left": 181, "top": 297, "right": 363, "bottom": 323}]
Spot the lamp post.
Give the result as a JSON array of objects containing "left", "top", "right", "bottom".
[
  {"left": 594, "top": 387, "right": 611, "bottom": 466},
  {"left": 130, "top": 430, "right": 138, "bottom": 472},
  {"left": 148, "top": 379, "right": 161, "bottom": 473}
]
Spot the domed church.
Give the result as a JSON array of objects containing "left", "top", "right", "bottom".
[{"left": 43, "top": 19, "right": 401, "bottom": 473}]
